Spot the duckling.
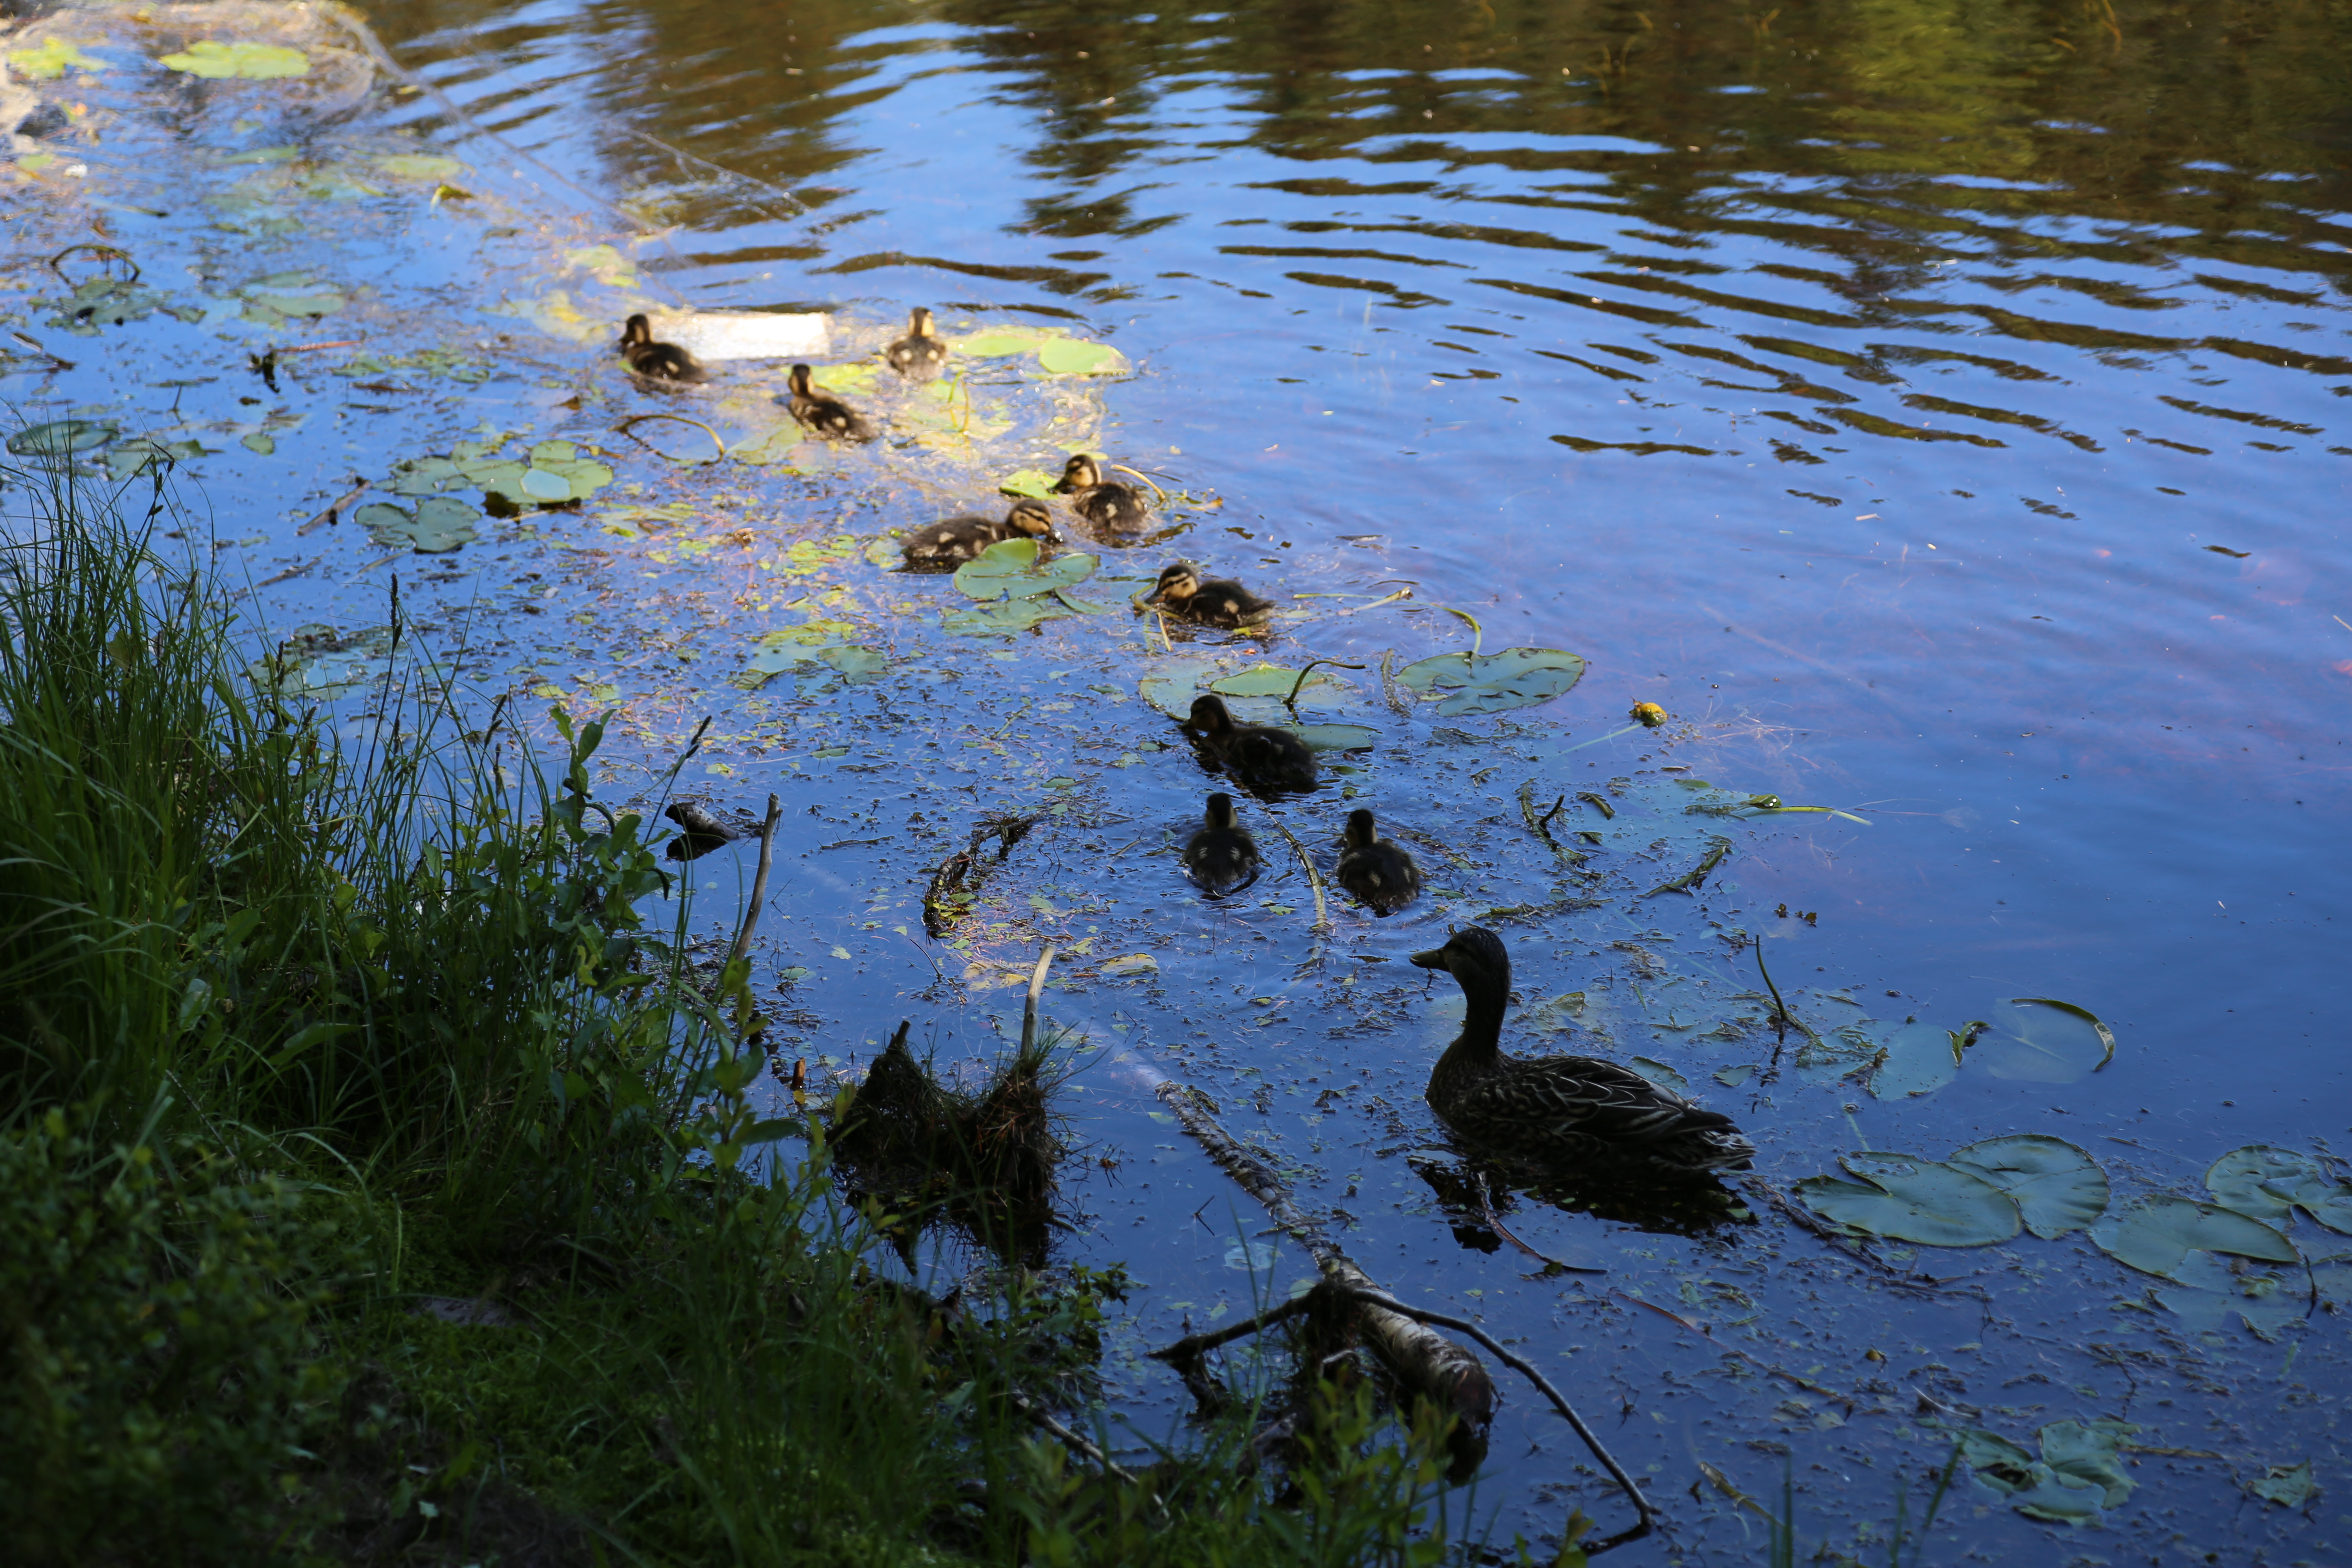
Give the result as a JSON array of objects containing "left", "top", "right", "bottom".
[
  {"left": 1335, "top": 808, "right": 1421, "bottom": 915},
  {"left": 1182, "top": 792, "right": 1262, "bottom": 896},
  {"left": 1051, "top": 453, "right": 1149, "bottom": 531},
  {"left": 1149, "top": 563, "right": 1276, "bottom": 630},
  {"left": 902, "top": 499, "right": 1056, "bottom": 570},
  {"left": 1410, "top": 928, "right": 1756, "bottom": 1176},
  {"left": 885, "top": 306, "right": 949, "bottom": 380},
  {"left": 1183, "top": 694, "right": 1317, "bottom": 793},
  {"left": 617, "top": 314, "right": 707, "bottom": 384},
  {"left": 787, "top": 363, "right": 876, "bottom": 442}
]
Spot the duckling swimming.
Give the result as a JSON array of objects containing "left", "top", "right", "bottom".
[
  {"left": 1411, "top": 927, "right": 1755, "bottom": 1176},
  {"left": 787, "top": 364, "right": 876, "bottom": 442},
  {"left": 885, "top": 306, "right": 949, "bottom": 380},
  {"left": 1149, "top": 563, "right": 1275, "bottom": 630},
  {"left": 618, "top": 314, "right": 707, "bottom": 384},
  {"left": 902, "top": 499, "right": 1056, "bottom": 570},
  {"left": 1182, "top": 792, "right": 1262, "bottom": 896},
  {"left": 1335, "top": 808, "right": 1421, "bottom": 915},
  {"left": 1183, "top": 694, "right": 1316, "bottom": 794},
  {"left": 1051, "top": 453, "right": 1149, "bottom": 532}
]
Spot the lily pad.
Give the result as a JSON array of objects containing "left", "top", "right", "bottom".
[
  {"left": 1036, "top": 337, "right": 1124, "bottom": 375},
  {"left": 159, "top": 41, "right": 310, "bottom": 79},
  {"left": 1209, "top": 665, "right": 1330, "bottom": 699},
  {"left": 2090, "top": 1194, "right": 2297, "bottom": 1281},
  {"left": 386, "top": 455, "right": 466, "bottom": 495},
  {"left": 457, "top": 440, "right": 614, "bottom": 507},
  {"left": 2250, "top": 1461, "right": 2317, "bottom": 1509},
  {"left": 953, "top": 537, "right": 1098, "bottom": 600},
  {"left": 1292, "top": 723, "right": 1378, "bottom": 752},
  {"left": 1868, "top": 1022, "right": 1959, "bottom": 1099},
  {"left": 377, "top": 153, "right": 467, "bottom": 181},
  {"left": 941, "top": 598, "right": 1076, "bottom": 636},
  {"left": 1797, "top": 1152, "right": 2021, "bottom": 1247},
  {"left": 355, "top": 496, "right": 479, "bottom": 554},
  {"left": 742, "top": 637, "right": 887, "bottom": 689},
  {"left": 1629, "top": 1056, "right": 1689, "bottom": 1093},
  {"left": 1099, "top": 952, "right": 1158, "bottom": 978},
  {"left": 1947, "top": 1136, "right": 2109, "bottom": 1238},
  {"left": 2156, "top": 1254, "right": 2308, "bottom": 1340},
  {"left": 997, "top": 468, "right": 1057, "bottom": 499},
  {"left": 1972, "top": 998, "right": 2112, "bottom": 1085},
  {"left": 9, "top": 38, "right": 103, "bottom": 80},
  {"left": 2208, "top": 1145, "right": 2352, "bottom": 1233},
  {"left": 9, "top": 419, "right": 116, "bottom": 457},
  {"left": 105, "top": 436, "right": 204, "bottom": 479},
  {"left": 1393, "top": 646, "right": 1586, "bottom": 717}
]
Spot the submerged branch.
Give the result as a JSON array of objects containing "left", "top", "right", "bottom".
[{"left": 1517, "top": 779, "right": 1586, "bottom": 867}]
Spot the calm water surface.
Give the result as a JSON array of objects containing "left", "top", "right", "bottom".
[{"left": 135, "top": 0, "right": 2352, "bottom": 1556}]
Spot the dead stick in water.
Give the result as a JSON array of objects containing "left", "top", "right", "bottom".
[
  {"left": 1474, "top": 1172, "right": 1604, "bottom": 1274},
  {"left": 1020, "top": 945, "right": 1057, "bottom": 1054},
  {"left": 729, "top": 794, "right": 783, "bottom": 968},
  {"left": 1269, "top": 821, "right": 1328, "bottom": 930},
  {"left": 1008, "top": 1389, "right": 1134, "bottom": 1483}
]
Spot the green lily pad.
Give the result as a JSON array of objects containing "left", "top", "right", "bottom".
[
  {"left": 104, "top": 437, "right": 204, "bottom": 479},
  {"left": 1972, "top": 998, "right": 2111, "bottom": 1085},
  {"left": 355, "top": 497, "right": 479, "bottom": 554},
  {"left": 377, "top": 153, "right": 468, "bottom": 181},
  {"left": 958, "top": 332, "right": 1039, "bottom": 357},
  {"left": 9, "top": 419, "right": 116, "bottom": 456},
  {"left": 457, "top": 440, "right": 614, "bottom": 507},
  {"left": 1797, "top": 1152, "right": 2021, "bottom": 1247},
  {"left": 2035, "top": 1420, "right": 2139, "bottom": 1510},
  {"left": 2090, "top": 1194, "right": 2297, "bottom": 1281},
  {"left": 743, "top": 637, "right": 887, "bottom": 689},
  {"left": 386, "top": 455, "right": 466, "bottom": 495},
  {"left": 9, "top": 38, "right": 103, "bottom": 80},
  {"left": 1209, "top": 664, "right": 1330, "bottom": 699},
  {"left": 2208, "top": 1145, "right": 2352, "bottom": 1233},
  {"left": 159, "top": 40, "right": 310, "bottom": 79},
  {"left": 2155, "top": 1253, "right": 2307, "bottom": 1340},
  {"left": 246, "top": 290, "right": 343, "bottom": 319},
  {"left": 1292, "top": 723, "right": 1378, "bottom": 752},
  {"left": 1037, "top": 337, "right": 1124, "bottom": 375},
  {"left": 1947, "top": 1136, "right": 2108, "bottom": 1239},
  {"left": 942, "top": 598, "right": 1076, "bottom": 636},
  {"left": 1393, "top": 646, "right": 1586, "bottom": 717},
  {"left": 953, "top": 537, "right": 1097, "bottom": 600},
  {"left": 1868, "top": 1021, "right": 1959, "bottom": 1099},
  {"left": 1951, "top": 1420, "right": 2138, "bottom": 1528},
  {"left": 997, "top": 469, "right": 1057, "bottom": 499},
  {"left": 1629, "top": 1056, "right": 1688, "bottom": 1093},
  {"left": 2250, "top": 1461, "right": 2317, "bottom": 1509}
]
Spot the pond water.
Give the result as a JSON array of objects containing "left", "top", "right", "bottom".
[{"left": 9, "top": 0, "right": 2348, "bottom": 1557}]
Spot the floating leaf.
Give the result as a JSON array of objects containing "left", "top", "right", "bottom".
[
  {"left": 2250, "top": 1461, "right": 2317, "bottom": 1509},
  {"left": 2154, "top": 1253, "right": 2306, "bottom": 1340},
  {"left": 377, "top": 153, "right": 467, "bottom": 181},
  {"left": 9, "top": 38, "right": 102, "bottom": 80},
  {"left": 2007, "top": 997, "right": 2116, "bottom": 1069},
  {"left": 956, "top": 332, "right": 1037, "bottom": 357},
  {"left": 1972, "top": 998, "right": 2111, "bottom": 1085},
  {"left": 2030, "top": 1420, "right": 2139, "bottom": 1513},
  {"left": 2206, "top": 1145, "right": 2352, "bottom": 1233},
  {"left": 1099, "top": 953, "right": 1158, "bottom": 977},
  {"left": 953, "top": 537, "right": 1098, "bottom": 601},
  {"left": 1947, "top": 1136, "right": 2109, "bottom": 1238},
  {"left": 1796, "top": 1152, "right": 2021, "bottom": 1247},
  {"left": 457, "top": 439, "right": 614, "bottom": 506},
  {"left": 354, "top": 497, "right": 479, "bottom": 554},
  {"left": 1209, "top": 664, "right": 1329, "bottom": 699},
  {"left": 9, "top": 419, "right": 116, "bottom": 456},
  {"left": 1629, "top": 1056, "right": 1688, "bottom": 1093},
  {"left": 1036, "top": 337, "right": 1124, "bottom": 375},
  {"left": 386, "top": 455, "right": 466, "bottom": 495},
  {"left": 159, "top": 40, "right": 310, "bottom": 79},
  {"left": 1291, "top": 723, "right": 1378, "bottom": 752},
  {"left": 2090, "top": 1194, "right": 2297, "bottom": 1281},
  {"left": 941, "top": 598, "right": 1076, "bottom": 636},
  {"left": 997, "top": 468, "right": 1057, "bottom": 499},
  {"left": 1393, "top": 646, "right": 1586, "bottom": 717},
  {"left": 1868, "top": 1022, "right": 1959, "bottom": 1099},
  {"left": 246, "top": 289, "right": 343, "bottom": 319}
]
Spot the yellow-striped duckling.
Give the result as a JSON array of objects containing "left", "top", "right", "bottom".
[
  {"left": 618, "top": 314, "right": 707, "bottom": 384},
  {"left": 1182, "top": 792, "right": 1262, "bottom": 896},
  {"left": 1149, "top": 563, "right": 1275, "bottom": 630},
  {"left": 787, "top": 364, "right": 876, "bottom": 442},
  {"left": 1412, "top": 928, "right": 1757, "bottom": 1176},
  {"left": 1183, "top": 694, "right": 1316, "bottom": 793},
  {"left": 1335, "top": 809, "right": 1421, "bottom": 915},
  {"left": 1051, "top": 453, "right": 1149, "bottom": 531},
  {"left": 885, "top": 306, "right": 949, "bottom": 380},
  {"left": 902, "top": 499, "right": 1056, "bottom": 570}
]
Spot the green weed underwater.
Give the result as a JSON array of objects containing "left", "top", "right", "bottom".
[{"left": 0, "top": 472, "right": 1486, "bottom": 1565}]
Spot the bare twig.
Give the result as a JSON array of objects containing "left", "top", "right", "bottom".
[
  {"left": 729, "top": 794, "right": 782, "bottom": 968},
  {"left": 1020, "top": 946, "right": 1057, "bottom": 1054},
  {"left": 1269, "top": 821, "right": 1328, "bottom": 929},
  {"left": 1148, "top": 1294, "right": 1316, "bottom": 1363},
  {"left": 1518, "top": 779, "right": 1587, "bottom": 867},
  {"left": 1473, "top": 1173, "right": 1603, "bottom": 1274},
  {"left": 1007, "top": 1390, "right": 1135, "bottom": 1484}
]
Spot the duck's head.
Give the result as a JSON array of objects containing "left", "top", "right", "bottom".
[
  {"left": 1203, "top": 791, "right": 1239, "bottom": 829},
  {"left": 1152, "top": 562, "right": 1200, "bottom": 603},
  {"left": 788, "top": 363, "right": 817, "bottom": 395},
  {"left": 620, "top": 313, "right": 653, "bottom": 348},
  {"left": 1343, "top": 808, "right": 1380, "bottom": 849},
  {"left": 908, "top": 306, "right": 937, "bottom": 337},
  {"left": 1054, "top": 453, "right": 1103, "bottom": 493},
  {"left": 1410, "top": 926, "right": 1510, "bottom": 992},
  {"left": 1186, "top": 694, "right": 1236, "bottom": 735},
  {"left": 1005, "top": 499, "right": 1056, "bottom": 540}
]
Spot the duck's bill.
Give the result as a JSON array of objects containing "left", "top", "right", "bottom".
[{"left": 1408, "top": 946, "right": 1448, "bottom": 969}]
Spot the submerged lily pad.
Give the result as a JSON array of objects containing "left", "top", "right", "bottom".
[
  {"left": 1393, "top": 646, "right": 1586, "bottom": 717},
  {"left": 9, "top": 419, "right": 117, "bottom": 456},
  {"left": 1971, "top": 998, "right": 2112, "bottom": 1085},
  {"left": 742, "top": 635, "right": 887, "bottom": 689},
  {"left": 953, "top": 537, "right": 1098, "bottom": 600},
  {"left": 355, "top": 496, "right": 480, "bottom": 554},
  {"left": 1868, "top": 1021, "right": 1960, "bottom": 1099},
  {"left": 1947, "top": 1136, "right": 2108, "bottom": 1238},
  {"left": 2206, "top": 1145, "right": 2352, "bottom": 1233},
  {"left": 2090, "top": 1194, "right": 2297, "bottom": 1281},
  {"left": 159, "top": 40, "right": 309, "bottom": 79},
  {"left": 1797, "top": 1152, "right": 2021, "bottom": 1247}
]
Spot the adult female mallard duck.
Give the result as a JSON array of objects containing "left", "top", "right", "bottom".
[
  {"left": 902, "top": 499, "right": 1056, "bottom": 570},
  {"left": 618, "top": 314, "right": 707, "bottom": 384},
  {"left": 1148, "top": 563, "right": 1275, "bottom": 630},
  {"left": 1411, "top": 927, "right": 1755, "bottom": 1176},
  {"left": 1051, "top": 453, "right": 1149, "bottom": 532},
  {"left": 1182, "top": 792, "right": 1261, "bottom": 896},
  {"left": 1335, "top": 808, "right": 1421, "bottom": 915},
  {"left": 787, "top": 364, "right": 876, "bottom": 442},
  {"left": 1183, "top": 695, "right": 1316, "bottom": 793},
  {"left": 886, "top": 306, "right": 949, "bottom": 380}
]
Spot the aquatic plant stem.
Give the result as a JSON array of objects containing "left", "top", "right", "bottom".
[
  {"left": 1281, "top": 658, "right": 1366, "bottom": 717},
  {"left": 728, "top": 794, "right": 781, "bottom": 969},
  {"left": 1753, "top": 935, "right": 1792, "bottom": 1043},
  {"left": 1020, "top": 945, "right": 1056, "bottom": 1054},
  {"left": 1270, "top": 821, "right": 1327, "bottom": 929}
]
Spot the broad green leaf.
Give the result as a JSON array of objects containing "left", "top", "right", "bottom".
[
  {"left": 941, "top": 598, "right": 1075, "bottom": 635},
  {"left": 952, "top": 537, "right": 1097, "bottom": 600},
  {"left": 9, "top": 38, "right": 102, "bottom": 80},
  {"left": 9, "top": 418, "right": 116, "bottom": 456},
  {"left": 957, "top": 332, "right": 1042, "bottom": 356},
  {"left": 1868, "top": 1022, "right": 1958, "bottom": 1099},
  {"left": 386, "top": 455, "right": 465, "bottom": 495},
  {"left": 1629, "top": 1056, "right": 1688, "bottom": 1093},
  {"left": 1947, "top": 1135, "right": 2108, "bottom": 1238},
  {"left": 2249, "top": 1462, "right": 2317, "bottom": 1509},
  {"left": 1797, "top": 1152, "right": 2021, "bottom": 1247},
  {"left": 1394, "top": 646, "right": 1586, "bottom": 717},
  {"left": 248, "top": 289, "right": 343, "bottom": 318},
  {"left": 1953, "top": 1429, "right": 2037, "bottom": 1488},
  {"left": 1209, "top": 664, "right": 1328, "bottom": 699},
  {"left": 2207, "top": 1145, "right": 2352, "bottom": 1233},
  {"left": 355, "top": 497, "right": 478, "bottom": 554},
  {"left": 159, "top": 40, "right": 310, "bottom": 79},
  {"left": 2090, "top": 1194, "right": 2297, "bottom": 1281},
  {"left": 2008, "top": 996, "right": 2116, "bottom": 1069},
  {"left": 377, "top": 153, "right": 467, "bottom": 180},
  {"left": 1037, "top": 337, "right": 1123, "bottom": 375},
  {"left": 1292, "top": 723, "right": 1378, "bottom": 752},
  {"left": 1972, "top": 998, "right": 2110, "bottom": 1085},
  {"left": 997, "top": 468, "right": 1057, "bottom": 498},
  {"left": 2037, "top": 1420, "right": 2138, "bottom": 1509}
]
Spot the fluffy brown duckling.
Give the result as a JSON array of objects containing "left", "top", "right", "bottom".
[
  {"left": 1182, "top": 792, "right": 1262, "bottom": 896},
  {"left": 1183, "top": 695, "right": 1316, "bottom": 793},
  {"left": 901, "top": 499, "right": 1056, "bottom": 570},
  {"left": 787, "top": 364, "right": 876, "bottom": 442},
  {"left": 1335, "top": 809, "right": 1421, "bottom": 915},
  {"left": 618, "top": 314, "right": 707, "bottom": 384},
  {"left": 1051, "top": 453, "right": 1149, "bottom": 531},
  {"left": 1148, "top": 563, "right": 1276, "bottom": 630},
  {"left": 1412, "top": 927, "right": 1757, "bottom": 1176},
  {"left": 885, "top": 306, "right": 949, "bottom": 380}
]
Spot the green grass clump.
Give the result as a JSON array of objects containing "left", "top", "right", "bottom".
[{"left": 0, "top": 468, "right": 1481, "bottom": 1566}]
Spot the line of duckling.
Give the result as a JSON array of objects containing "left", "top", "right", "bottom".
[{"left": 620, "top": 307, "right": 1755, "bottom": 1181}]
